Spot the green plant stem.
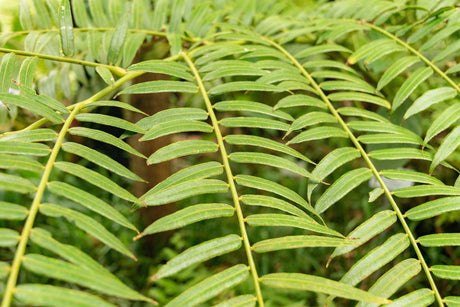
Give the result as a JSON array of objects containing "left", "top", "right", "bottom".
[
  {"left": 0, "top": 47, "right": 127, "bottom": 76},
  {"left": 0, "top": 70, "right": 144, "bottom": 307},
  {"left": 353, "top": 19, "right": 460, "bottom": 93},
  {"left": 182, "top": 52, "right": 265, "bottom": 307},
  {"left": 262, "top": 36, "right": 445, "bottom": 307}
]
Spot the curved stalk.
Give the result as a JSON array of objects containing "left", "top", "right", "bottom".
[
  {"left": 260, "top": 36, "right": 445, "bottom": 307},
  {"left": 182, "top": 52, "right": 265, "bottom": 307},
  {"left": 0, "top": 70, "right": 144, "bottom": 307}
]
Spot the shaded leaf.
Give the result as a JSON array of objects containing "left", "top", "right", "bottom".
[
  {"left": 261, "top": 273, "right": 389, "bottom": 304},
  {"left": 154, "top": 235, "right": 242, "bottom": 280},
  {"left": 96, "top": 66, "right": 114, "bottom": 85},
  {"left": 165, "top": 265, "right": 249, "bottom": 307},
  {"left": 59, "top": 0, "right": 74, "bottom": 57},
  {"left": 347, "top": 39, "right": 397, "bottom": 65},
  {"left": 0, "top": 53, "right": 16, "bottom": 92},
  {"left": 0, "top": 201, "right": 28, "bottom": 220},
  {"left": 147, "top": 140, "right": 218, "bottom": 164},
  {"left": 19, "top": 55, "right": 38, "bottom": 91},
  {"left": 141, "top": 203, "right": 234, "bottom": 235},
  {"left": 406, "top": 196, "right": 460, "bottom": 221},
  {"left": 213, "top": 295, "right": 256, "bottom": 307}
]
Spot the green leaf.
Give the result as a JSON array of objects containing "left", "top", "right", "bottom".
[
  {"left": 47, "top": 181, "right": 137, "bottom": 231},
  {"left": 137, "top": 107, "right": 208, "bottom": 130},
  {"left": 154, "top": 234, "right": 242, "bottom": 280},
  {"left": 369, "top": 147, "right": 433, "bottom": 161},
  {"left": 225, "top": 134, "right": 314, "bottom": 164},
  {"left": 260, "top": 273, "right": 389, "bottom": 304},
  {"left": 32, "top": 0, "right": 52, "bottom": 28},
  {"left": 0, "top": 228, "right": 19, "bottom": 247},
  {"left": 347, "top": 39, "right": 397, "bottom": 65},
  {"left": 424, "top": 103, "right": 460, "bottom": 144},
  {"left": 0, "top": 201, "right": 28, "bottom": 220},
  {"left": 303, "top": 60, "right": 358, "bottom": 74},
  {"left": 54, "top": 161, "right": 139, "bottom": 203},
  {"left": 253, "top": 235, "right": 350, "bottom": 253},
  {"left": 86, "top": 100, "right": 146, "bottom": 115},
  {"left": 72, "top": 0, "right": 92, "bottom": 27},
  {"left": 406, "top": 196, "right": 460, "bottom": 221},
  {"left": 143, "top": 179, "right": 229, "bottom": 206},
  {"left": 22, "top": 254, "right": 151, "bottom": 302},
  {"left": 0, "top": 129, "right": 56, "bottom": 142},
  {"left": 431, "top": 265, "right": 460, "bottom": 280},
  {"left": 340, "top": 233, "right": 409, "bottom": 286},
  {"left": 30, "top": 227, "right": 117, "bottom": 276},
  {"left": 68, "top": 127, "right": 145, "bottom": 158},
  {"left": 194, "top": 44, "right": 252, "bottom": 65},
  {"left": 59, "top": 0, "right": 74, "bottom": 57},
  {"left": 273, "top": 94, "right": 326, "bottom": 110},
  {"left": 119, "top": 80, "right": 198, "bottom": 95},
  {"left": 220, "top": 117, "right": 290, "bottom": 131},
  {"left": 0, "top": 173, "right": 36, "bottom": 194},
  {"left": 213, "top": 295, "right": 256, "bottom": 307},
  {"left": 95, "top": 66, "right": 114, "bottom": 85},
  {"left": 363, "top": 42, "right": 405, "bottom": 66},
  {"left": 446, "top": 63, "right": 460, "bottom": 74},
  {"left": 61, "top": 142, "right": 143, "bottom": 181},
  {"left": 19, "top": 85, "right": 69, "bottom": 114},
  {"left": 214, "top": 100, "right": 293, "bottom": 121},
  {"left": 0, "top": 261, "right": 9, "bottom": 279},
  {"left": 147, "top": 140, "right": 218, "bottom": 164},
  {"left": 39, "top": 203, "right": 136, "bottom": 259},
  {"left": 128, "top": 60, "right": 194, "bottom": 81},
  {"left": 256, "top": 69, "right": 306, "bottom": 84},
  {"left": 418, "top": 233, "right": 460, "bottom": 247},
  {"left": 287, "top": 112, "right": 337, "bottom": 134},
  {"left": 328, "top": 92, "right": 391, "bottom": 109},
  {"left": 404, "top": 87, "right": 456, "bottom": 120},
  {"left": 385, "top": 289, "right": 434, "bottom": 307},
  {"left": 393, "top": 185, "right": 460, "bottom": 198},
  {"left": 320, "top": 80, "right": 375, "bottom": 94},
  {"left": 208, "top": 81, "right": 283, "bottom": 95},
  {"left": 18, "top": 56, "right": 38, "bottom": 91},
  {"left": 165, "top": 264, "right": 249, "bottom": 307},
  {"left": 141, "top": 119, "right": 213, "bottom": 141},
  {"left": 295, "top": 44, "right": 351, "bottom": 59},
  {"left": 312, "top": 147, "right": 361, "bottom": 182},
  {"left": 241, "top": 194, "right": 309, "bottom": 218},
  {"left": 377, "top": 56, "right": 420, "bottom": 91},
  {"left": 107, "top": 11, "right": 129, "bottom": 64},
  {"left": 235, "top": 175, "right": 318, "bottom": 218},
  {"left": 121, "top": 33, "right": 146, "bottom": 68},
  {"left": 337, "top": 107, "right": 390, "bottom": 123},
  {"left": 330, "top": 210, "right": 397, "bottom": 259},
  {"left": 358, "top": 133, "right": 423, "bottom": 145},
  {"left": 246, "top": 214, "right": 342, "bottom": 237},
  {"left": 141, "top": 203, "right": 234, "bottom": 235},
  {"left": 431, "top": 126, "right": 460, "bottom": 172},
  {"left": 311, "top": 70, "right": 363, "bottom": 83},
  {"left": 286, "top": 126, "right": 348, "bottom": 145},
  {"left": 14, "top": 284, "right": 117, "bottom": 307},
  {"left": 445, "top": 296, "right": 460, "bottom": 307},
  {"left": 0, "top": 93, "right": 63, "bottom": 124},
  {"left": 142, "top": 162, "right": 223, "bottom": 199},
  {"left": 0, "top": 141, "right": 50, "bottom": 156},
  {"left": 76, "top": 113, "right": 145, "bottom": 134},
  {"left": 229, "top": 152, "right": 316, "bottom": 180},
  {"left": 368, "top": 188, "right": 384, "bottom": 202},
  {"left": 392, "top": 67, "right": 433, "bottom": 111},
  {"left": 381, "top": 169, "right": 443, "bottom": 185},
  {"left": 202, "top": 61, "right": 267, "bottom": 81},
  {"left": 315, "top": 168, "right": 372, "bottom": 214},
  {"left": 358, "top": 259, "right": 422, "bottom": 307},
  {"left": 0, "top": 154, "right": 43, "bottom": 173},
  {"left": 152, "top": 0, "right": 168, "bottom": 31},
  {"left": 0, "top": 53, "right": 16, "bottom": 92}
]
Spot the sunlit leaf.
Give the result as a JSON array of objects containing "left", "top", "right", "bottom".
[
  {"left": 295, "top": 44, "right": 351, "bottom": 59},
  {"left": 377, "top": 56, "right": 420, "bottom": 91},
  {"left": 0, "top": 53, "right": 16, "bottom": 92},
  {"left": 0, "top": 201, "right": 28, "bottom": 220},
  {"left": 119, "top": 81, "right": 198, "bottom": 95},
  {"left": 147, "top": 140, "right": 218, "bottom": 164},
  {"left": 213, "top": 295, "right": 256, "bottom": 307},
  {"left": 431, "top": 265, "right": 460, "bottom": 280},
  {"left": 128, "top": 60, "right": 194, "bottom": 81},
  {"left": 253, "top": 235, "right": 350, "bottom": 253},
  {"left": 261, "top": 273, "right": 389, "bottom": 304},
  {"left": 406, "top": 197, "right": 460, "bottom": 221},
  {"left": 0, "top": 228, "right": 19, "bottom": 247},
  {"left": 430, "top": 126, "right": 460, "bottom": 173},
  {"left": 165, "top": 265, "right": 249, "bottom": 307},
  {"left": 137, "top": 107, "right": 208, "bottom": 130},
  {"left": 418, "top": 233, "right": 460, "bottom": 247},
  {"left": 381, "top": 169, "right": 443, "bottom": 185},
  {"left": 154, "top": 235, "right": 241, "bottom": 280},
  {"left": 75, "top": 113, "right": 145, "bottom": 133},
  {"left": 0, "top": 173, "right": 36, "bottom": 194},
  {"left": 141, "top": 120, "right": 213, "bottom": 141},
  {"left": 59, "top": 0, "right": 74, "bottom": 57},
  {"left": 392, "top": 67, "right": 433, "bottom": 111},
  {"left": 0, "top": 154, "right": 43, "bottom": 173},
  {"left": 424, "top": 104, "right": 460, "bottom": 145},
  {"left": 286, "top": 126, "right": 348, "bottom": 145},
  {"left": 384, "top": 288, "right": 434, "bottom": 307},
  {"left": 393, "top": 185, "right": 460, "bottom": 198},
  {"left": 328, "top": 92, "right": 391, "bottom": 109},
  {"left": 274, "top": 94, "right": 326, "bottom": 110},
  {"left": 241, "top": 194, "right": 309, "bottom": 218},
  {"left": 214, "top": 100, "right": 293, "bottom": 121},
  {"left": 208, "top": 81, "right": 283, "bottom": 95},
  {"left": 220, "top": 117, "right": 290, "bottom": 131},
  {"left": 404, "top": 87, "right": 456, "bottom": 120}
]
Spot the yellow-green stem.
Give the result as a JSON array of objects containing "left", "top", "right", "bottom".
[
  {"left": 0, "top": 47, "right": 127, "bottom": 76},
  {"left": 262, "top": 36, "right": 444, "bottom": 307},
  {"left": 182, "top": 52, "right": 265, "bottom": 307},
  {"left": 0, "top": 70, "right": 145, "bottom": 307}
]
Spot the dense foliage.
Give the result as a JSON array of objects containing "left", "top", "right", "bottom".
[{"left": 0, "top": 0, "right": 459, "bottom": 306}]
